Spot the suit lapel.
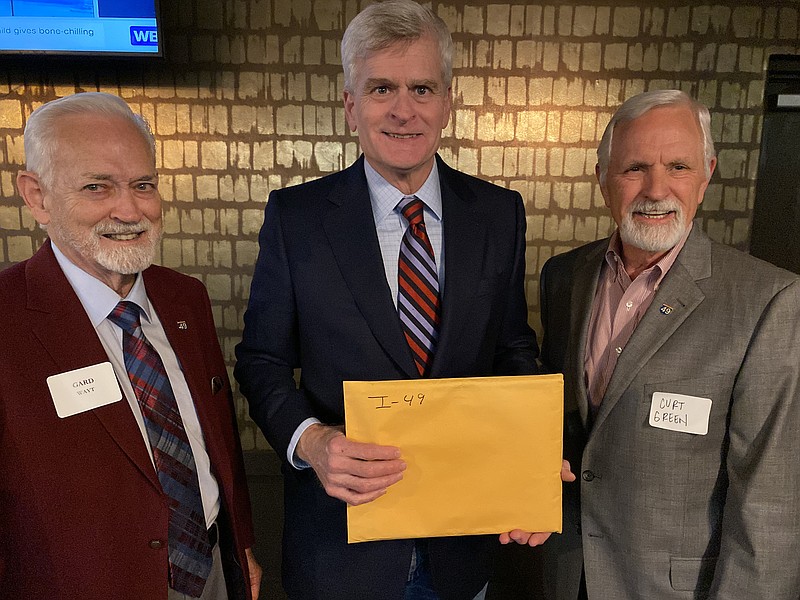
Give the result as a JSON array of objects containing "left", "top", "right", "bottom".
[
  {"left": 25, "top": 242, "right": 159, "bottom": 489},
  {"left": 592, "top": 227, "right": 710, "bottom": 432},
  {"left": 322, "top": 157, "right": 418, "bottom": 377},
  {"left": 431, "top": 159, "right": 487, "bottom": 377},
  {"left": 568, "top": 242, "right": 606, "bottom": 427}
]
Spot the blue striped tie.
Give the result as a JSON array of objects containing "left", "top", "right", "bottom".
[
  {"left": 108, "top": 301, "right": 212, "bottom": 597},
  {"left": 397, "top": 196, "right": 440, "bottom": 376}
]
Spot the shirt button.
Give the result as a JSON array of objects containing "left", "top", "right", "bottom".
[
  {"left": 625, "top": 301, "right": 633, "bottom": 310},
  {"left": 615, "top": 346, "right": 622, "bottom": 355},
  {"left": 149, "top": 540, "right": 164, "bottom": 549}
]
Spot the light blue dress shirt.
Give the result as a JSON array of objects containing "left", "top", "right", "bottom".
[{"left": 287, "top": 158, "right": 446, "bottom": 467}]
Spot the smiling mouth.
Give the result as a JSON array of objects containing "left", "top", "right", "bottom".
[
  {"left": 385, "top": 132, "right": 421, "bottom": 139},
  {"left": 634, "top": 210, "right": 675, "bottom": 219},
  {"left": 102, "top": 232, "right": 145, "bottom": 241}
]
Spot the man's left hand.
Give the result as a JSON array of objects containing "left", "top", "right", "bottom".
[
  {"left": 498, "top": 459, "right": 576, "bottom": 547},
  {"left": 245, "top": 547, "right": 262, "bottom": 599}
]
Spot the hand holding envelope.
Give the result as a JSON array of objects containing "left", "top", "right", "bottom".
[
  {"left": 295, "top": 422, "right": 406, "bottom": 506},
  {"left": 344, "top": 374, "right": 566, "bottom": 544},
  {"left": 499, "top": 459, "right": 577, "bottom": 547}
]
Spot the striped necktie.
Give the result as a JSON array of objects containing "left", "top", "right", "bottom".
[
  {"left": 397, "top": 196, "right": 441, "bottom": 376},
  {"left": 108, "top": 301, "right": 212, "bottom": 597}
]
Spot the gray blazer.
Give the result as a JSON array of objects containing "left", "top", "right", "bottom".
[{"left": 538, "top": 225, "right": 800, "bottom": 599}]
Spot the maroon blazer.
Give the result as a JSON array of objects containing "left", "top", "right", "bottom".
[{"left": 0, "top": 241, "right": 255, "bottom": 600}]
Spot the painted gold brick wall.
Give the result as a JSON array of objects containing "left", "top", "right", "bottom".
[{"left": 1, "top": 1, "right": 798, "bottom": 449}]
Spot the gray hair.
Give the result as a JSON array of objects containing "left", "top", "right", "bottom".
[
  {"left": 341, "top": 0, "right": 453, "bottom": 92},
  {"left": 597, "top": 89, "right": 716, "bottom": 184},
  {"left": 24, "top": 92, "right": 155, "bottom": 188}
]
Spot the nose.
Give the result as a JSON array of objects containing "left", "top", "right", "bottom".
[
  {"left": 642, "top": 168, "right": 670, "bottom": 200},
  {"left": 390, "top": 89, "right": 415, "bottom": 123},
  {"left": 110, "top": 186, "right": 145, "bottom": 223}
]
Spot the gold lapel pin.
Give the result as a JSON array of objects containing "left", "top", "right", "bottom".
[
  {"left": 659, "top": 304, "right": 673, "bottom": 315},
  {"left": 177, "top": 321, "right": 188, "bottom": 330}
]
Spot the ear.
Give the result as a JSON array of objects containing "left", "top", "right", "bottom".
[
  {"left": 17, "top": 171, "right": 51, "bottom": 226},
  {"left": 595, "top": 164, "right": 611, "bottom": 208},
  {"left": 441, "top": 86, "right": 452, "bottom": 129},
  {"left": 343, "top": 89, "right": 358, "bottom": 133},
  {"left": 707, "top": 156, "right": 717, "bottom": 179},
  {"left": 698, "top": 156, "right": 718, "bottom": 205}
]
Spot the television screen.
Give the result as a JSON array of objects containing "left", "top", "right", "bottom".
[{"left": 0, "top": 0, "right": 162, "bottom": 57}]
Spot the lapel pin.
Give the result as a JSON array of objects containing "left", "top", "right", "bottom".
[
  {"left": 177, "top": 321, "right": 188, "bottom": 330},
  {"left": 659, "top": 304, "right": 674, "bottom": 315}
]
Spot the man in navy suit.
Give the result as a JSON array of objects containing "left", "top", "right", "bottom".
[{"left": 235, "top": 1, "right": 540, "bottom": 598}]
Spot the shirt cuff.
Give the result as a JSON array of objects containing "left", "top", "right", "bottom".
[{"left": 287, "top": 417, "right": 322, "bottom": 469}]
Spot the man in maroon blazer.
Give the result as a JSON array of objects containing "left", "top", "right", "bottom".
[{"left": 0, "top": 92, "right": 261, "bottom": 600}]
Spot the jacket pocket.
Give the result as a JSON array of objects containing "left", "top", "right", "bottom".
[{"left": 669, "top": 556, "right": 716, "bottom": 593}]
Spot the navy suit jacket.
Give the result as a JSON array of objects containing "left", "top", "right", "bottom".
[
  {"left": 235, "top": 155, "right": 539, "bottom": 600},
  {"left": 0, "top": 241, "right": 255, "bottom": 600}
]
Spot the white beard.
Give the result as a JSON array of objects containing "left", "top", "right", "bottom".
[
  {"left": 618, "top": 199, "right": 687, "bottom": 253},
  {"left": 51, "top": 218, "right": 162, "bottom": 275}
]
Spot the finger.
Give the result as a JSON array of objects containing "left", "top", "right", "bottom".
[
  {"left": 507, "top": 529, "right": 532, "bottom": 544},
  {"left": 561, "top": 459, "right": 577, "bottom": 482},
  {"left": 327, "top": 469, "right": 404, "bottom": 495},
  {"left": 327, "top": 455, "right": 406, "bottom": 478},
  {"left": 327, "top": 484, "right": 389, "bottom": 506},
  {"left": 526, "top": 532, "right": 552, "bottom": 547},
  {"left": 330, "top": 436, "right": 401, "bottom": 461}
]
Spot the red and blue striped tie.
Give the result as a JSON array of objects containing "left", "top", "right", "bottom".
[
  {"left": 398, "top": 196, "right": 441, "bottom": 376},
  {"left": 108, "top": 301, "right": 211, "bottom": 597}
]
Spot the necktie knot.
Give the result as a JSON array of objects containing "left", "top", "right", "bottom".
[
  {"left": 398, "top": 195, "right": 425, "bottom": 227},
  {"left": 107, "top": 301, "right": 142, "bottom": 335}
]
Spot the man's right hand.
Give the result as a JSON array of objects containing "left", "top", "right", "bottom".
[{"left": 296, "top": 423, "right": 406, "bottom": 505}]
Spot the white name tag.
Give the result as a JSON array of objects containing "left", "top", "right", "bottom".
[
  {"left": 649, "top": 392, "right": 712, "bottom": 435},
  {"left": 47, "top": 362, "right": 122, "bottom": 418}
]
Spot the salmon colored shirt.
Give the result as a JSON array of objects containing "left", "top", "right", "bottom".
[{"left": 584, "top": 225, "right": 692, "bottom": 418}]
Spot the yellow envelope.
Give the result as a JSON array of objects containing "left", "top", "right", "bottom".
[{"left": 344, "top": 374, "right": 563, "bottom": 543}]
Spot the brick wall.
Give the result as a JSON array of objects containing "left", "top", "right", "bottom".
[{"left": 1, "top": 0, "right": 798, "bottom": 449}]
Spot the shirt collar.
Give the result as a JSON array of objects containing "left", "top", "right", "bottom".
[
  {"left": 604, "top": 222, "right": 693, "bottom": 289},
  {"left": 51, "top": 241, "right": 152, "bottom": 327},
  {"left": 364, "top": 157, "right": 443, "bottom": 224}
]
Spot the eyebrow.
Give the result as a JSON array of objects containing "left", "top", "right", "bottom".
[
  {"left": 362, "top": 78, "right": 394, "bottom": 91},
  {"left": 82, "top": 173, "right": 157, "bottom": 182},
  {"left": 621, "top": 160, "right": 650, "bottom": 170},
  {"left": 665, "top": 158, "right": 693, "bottom": 167},
  {"left": 620, "top": 157, "right": 695, "bottom": 170},
  {"left": 411, "top": 79, "right": 441, "bottom": 91},
  {"left": 361, "top": 77, "right": 441, "bottom": 92}
]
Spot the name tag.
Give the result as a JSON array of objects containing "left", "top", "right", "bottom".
[
  {"left": 47, "top": 362, "right": 122, "bottom": 418},
  {"left": 649, "top": 392, "right": 712, "bottom": 435}
]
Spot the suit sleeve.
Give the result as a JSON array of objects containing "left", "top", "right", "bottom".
[
  {"left": 234, "top": 192, "right": 317, "bottom": 461},
  {"left": 491, "top": 193, "right": 540, "bottom": 376},
  {"left": 539, "top": 256, "right": 555, "bottom": 373},
  {"left": 709, "top": 278, "right": 800, "bottom": 598}
]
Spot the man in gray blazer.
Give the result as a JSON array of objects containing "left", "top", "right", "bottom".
[{"left": 517, "top": 90, "right": 800, "bottom": 598}]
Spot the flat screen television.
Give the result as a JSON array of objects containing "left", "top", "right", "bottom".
[{"left": 0, "top": 0, "right": 163, "bottom": 57}]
